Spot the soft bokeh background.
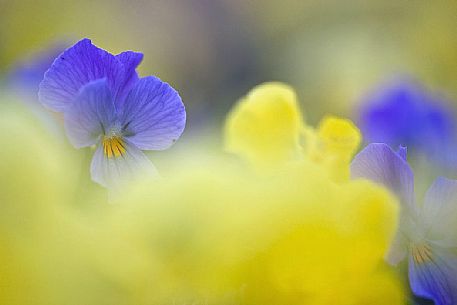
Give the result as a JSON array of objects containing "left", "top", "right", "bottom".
[{"left": 2, "top": 0, "right": 457, "bottom": 127}]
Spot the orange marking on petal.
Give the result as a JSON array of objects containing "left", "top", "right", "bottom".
[
  {"left": 411, "top": 243, "right": 433, "bottom": 264},
  {"left": 102, "top": 136, "right": 126, "bottom": 158}
]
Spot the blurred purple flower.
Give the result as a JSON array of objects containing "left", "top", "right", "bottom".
[
  {"left": 7, "top": 44, "right": 66, "bottom": 98},
  {"left": 352, "top": 143, "right": 457, "bottom": 305},
  {"left": 358, "top": 78, "right": 457, "bottom": 166},
  {"left": 39, "top": 39, "right": 186, "bottom": 187},
  {"left": 5, "top": 44, "right": 69, "bottom": 138}
]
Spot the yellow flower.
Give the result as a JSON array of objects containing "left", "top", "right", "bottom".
[
  {"left": 225, "top": 82, "right": 361, "bottom": 180},
  {"left": 108, "top": 154, "right": 404, "bottom": 305},
  {"left": 0, "top": 102, "right": 147, "bottom": 305},
  {"left": 307, "top": 115, "right": 361, "bottom": 181},
  {"left": 225, "top": 82, "right": 304, "bottom": 168}
]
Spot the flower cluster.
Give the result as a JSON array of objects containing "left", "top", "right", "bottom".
[
  {"left": 0, "top": 97, "right": 404, "bottom": 305},
  {"left": 355, "top": 78, "right": 457, "bottom": 304},
  {"left": 2, "top": 38, "right": 457, "bottom": 305}
]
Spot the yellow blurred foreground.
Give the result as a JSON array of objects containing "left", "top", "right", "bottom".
[{"left": 0, "top": 98, "right": 404, "bottom": 305}]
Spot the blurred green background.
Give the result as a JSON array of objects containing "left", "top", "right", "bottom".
[{"left": 1, "top": 0, "right": 457, "bottom": 126}]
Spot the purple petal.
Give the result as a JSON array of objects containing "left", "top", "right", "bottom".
[
  {"left": 39, "top": 38, "right": 142, "bottom": 112},
  {"left": 358, "top": 79, "right": 427, "bottom": 148},
  {"left": 397, "top": 145, "right": 408, "bottom": 161},
  {"left": 409, "top": 247, "right": 457, "bottom": 305},
  {"left": 90, "top": 140, "right": 158, "bottom": 187},
  {"left": 64, "top": 79, "right": 116, "bottom": 148},
  {"left": 115, "top": 51, "right": 143, "bottom": 69},
  {"left": 114, "top": 51, "right": 143, "bottom": 105},
  {"left": 351, "top": 143, "right": 417, "bottom": 265},
  {"left": 358, "top": 78, "right": 456, "bottom": 157},
  {"left": 422, "top": 177, "right": 457, "bottom": 244},
  {"left": 120, "top": 76, "right": 186, "bottom": 150},
  {"left": 351, "top": 143, "right": 415, "bottom": 208}
]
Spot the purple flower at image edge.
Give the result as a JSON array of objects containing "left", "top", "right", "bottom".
[
  {"left": 8, "top": 43, "right": 66, "bottom": 98},
  {"left": 351, "top": 143, "right": 457, "bottom": 305},
  {"left": 38, "top": 38, "right": 186, "bottom": 187},
  {"left": 5, "top": 44, "right": 68, "bottom": 138},
  {"left": 358, "top": 78, "right": 457, "bottom": 167}
]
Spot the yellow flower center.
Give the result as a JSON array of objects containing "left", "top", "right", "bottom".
[
  {"left": 411, "top": 243, "right": 433, "bottom": 265},
  {"left": 102, "top": 136, "right": 126, "bottom": 158}
]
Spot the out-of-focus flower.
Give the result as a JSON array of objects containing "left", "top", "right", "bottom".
[
  {"left": 38, "top": 38, "right": 186, "bottom": 187},
  {"left": 225, "top": 82, "right": 304, "bottom": 167},
  {"left": 5, "top": 44, "right": 67, "bottom": 137},
  {"left": 351, "top": 143, "right": 457, "bottom": 305},
  {"left": 7, "top": 44, "right": 66, "bottom": 98},
  {"left": 109, "top": 151, "right": 404, "bottom": 305},
  {"left": 225, "top": 82, "right": 361, "bottom": 180},
  {"left": 358, "top": 78, "right": 457, "bottom": 166},
  {"left": 306, "top": 115, "right": 362, "bottom": 181}
]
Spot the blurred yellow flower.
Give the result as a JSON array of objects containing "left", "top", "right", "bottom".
[
  {"left": 307, "top": 115, "right": 361, "bottom": 181},
  {"left": 224, "top": 82, "right": 361, "bottom": 179},
  {"left": 0, "top": 99, "right": 402, "bottom": 305},
  {"left": 0, "top": 102, "right": 143, "bottom": 305},
  {"left": 109, "top": 154, "right": 404, "bottom": 305},
  {"left": 225, "top": 82, "right": 304, "bottom": 168}
]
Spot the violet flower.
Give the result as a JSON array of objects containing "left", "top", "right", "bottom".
[
  {"left": 8, "top": 43, "right": 65, "bottom": 98},
  {"left": 358, "top": 78, "right": 457, "bottom": 168},
  {"left": 39, "top": 39, "right": 186, "bottom": 187},
  {"left": 351, "top": 143, "right": 457, "bottom": 305}
]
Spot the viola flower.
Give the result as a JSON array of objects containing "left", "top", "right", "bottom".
[
  {"left": 38, "top": 39, "right": 186, "bottom": 187},
  {"left": 351, "top": 143, "right": 457, "bottom": 305},
  {"left": 358, "top": 78, "right": 456, "bottom": 167}
]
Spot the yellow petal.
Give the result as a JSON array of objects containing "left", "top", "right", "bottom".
[
  {"left": 317, "top": 115, "right": 362, "bottom": 158},
  {"left": 307, "top": 115, "right": 362, "bottom": 181},
  {"left": 225, "top": 82, "right": 304, "bottom": 168}
]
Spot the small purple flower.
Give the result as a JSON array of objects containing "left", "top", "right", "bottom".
[
  {"left": 358, "top": 78, "right": 456, "bottom": 167},
  {"left": 351, "top": 143, "right": 457, "bottom": 305},
  {"left": 39, "top": 39, "right": 186, "bottom": 187},
  {"left": 6, "top": 44, "right": 67, "bottom": 137},
  {"left": 8, "top": 43, "right": 66, "bottom": 98}
]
